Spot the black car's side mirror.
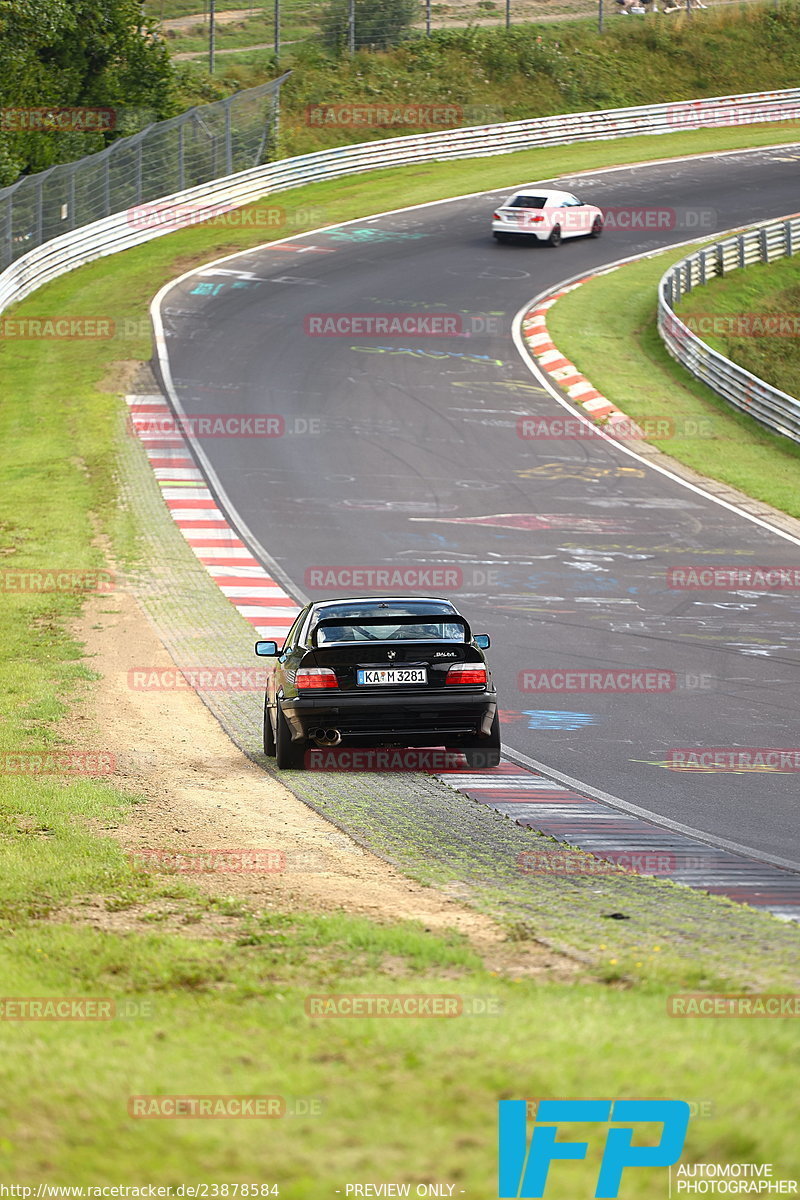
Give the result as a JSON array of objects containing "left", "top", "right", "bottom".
[
  {"left": 474, "top": 634, "right": 490, "bottom": 650},
  {"left": 255, "top": 640, "right": 279, "bottom": 656}
]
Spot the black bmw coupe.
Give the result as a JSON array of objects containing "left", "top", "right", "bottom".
[{"left": 255, "top": 596, "right": 499, "bottom": 770}]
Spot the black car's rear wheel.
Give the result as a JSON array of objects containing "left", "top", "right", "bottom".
[
  {"left": 450, "top": 711, "right": 501, "bottom": 769},
  {"left": 263, "top": 696, "right": 276, "bottom": 756},
  {"left": 275, "top": 706, "right": 306, "bottom": 770}
]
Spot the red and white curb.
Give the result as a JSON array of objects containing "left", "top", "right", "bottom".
[
  {"left": 521, "top": 278, "right": 634, "bottom": 430},
  {"left": 125, "top": 397, "right": 800, "bottom": 919},
  {"left": 126, "top": 394, "right": 301, "bottom": 640}
]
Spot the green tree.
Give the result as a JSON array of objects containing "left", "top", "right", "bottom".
[
  {"left": 0, "top": 0, "right": 174, "bottom": 185},
  {"left": 321, "top": 0, "right": 420, "bottom": 54}
]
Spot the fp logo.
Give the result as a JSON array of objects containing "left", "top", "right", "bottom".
[{"left": 498, "top": 1099, "right": 690, "bottom": 1198}]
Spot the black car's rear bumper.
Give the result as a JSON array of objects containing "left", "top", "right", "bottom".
[{"left": 279, "top": 689, "right": 497, "bottom": 743}]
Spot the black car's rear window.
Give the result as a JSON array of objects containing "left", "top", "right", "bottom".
[
  {"left": 316, "top": 620, "right": 465, "bottom": 645},
  {"left": 508, "top": 195, "right": 547, "bottom": 208},
  {"left": 311, "top": 601, "right": 462, "bottom": 644}
]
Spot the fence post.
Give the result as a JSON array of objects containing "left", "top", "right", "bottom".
[
  {"left": 35, "top": 176, "right": 43, "bottom": 246},
  {"left": 135, "top": 140, "right": 143, "bottom": 206},
  {"left": 738, "top": 233, "right": 746, "bottom": 268},
  {"left": 699, "top": 249, "right": 706, "bottom": 286},
  {"left": 1, "top": 197, "right": 11, "bottom": 270},
  {"left": 68, "top": 166, "right": 76, "bottom": 231},
  {"left": 760, "top": 226, "right": 769, "bottom": 262},
  {"left": 225, "top": 100, "right": 233, "bottom": 175},
  {"left": 178, "top": 122, "right": 185, "bottom": 192},
  {"left": 270, "top": 91, "right": 281, "bottom": 162},
  {"left": 786, "top": 219, "right": 793, "bottom": 258},
  {"left": 103, "top": 154, "right": 111, "bottom": 217}
]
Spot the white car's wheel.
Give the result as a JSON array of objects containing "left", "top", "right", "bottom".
[{"left": 547, "top": 225, "right": 562, "bottom": 247}]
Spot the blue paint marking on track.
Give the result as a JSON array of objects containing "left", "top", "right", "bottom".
[
  {"left": 327, "top": 228, "right": 427, "bottom": 243},
  {"left": 522, "top": 710, "right": 599, "bottom": 730}
]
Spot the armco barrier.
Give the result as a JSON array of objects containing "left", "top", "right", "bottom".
[
  {"left": 1, "top": 88, "right": 799, "bottom": 316},
  {"left": 658, "top": 213, "right": 800, "bottom": 442}
]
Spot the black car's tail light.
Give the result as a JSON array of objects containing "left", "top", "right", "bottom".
[
  {"left": 446, "top": 663, "right": 487, "bottom": 686},
  {"left": 296, "top": 667, "right": 338, "bottom": 690}
]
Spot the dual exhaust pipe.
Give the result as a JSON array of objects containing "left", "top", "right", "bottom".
[{"left": 309, "top": 727, "right": 342, "bottom": 747}]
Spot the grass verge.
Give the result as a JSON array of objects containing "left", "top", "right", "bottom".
[
  {"left": 547, "top": 244, "right": 800, "bottom": 517},
  {"left": 1, "top": 127, "right": 800, "bottom": 1185},
  {"left": 676, "top": 251, "right": 800, "bottom": 398},
  {"left": 168, "top": 2, "right": 800, "bottom": 159}
]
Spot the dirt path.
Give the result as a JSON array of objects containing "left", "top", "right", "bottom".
[
  {"left": 66, "top": 583, "right": 577, "bottom": 980},
  {"left": 160, "top": 7, "right": 261, "bottom": 30},
  {"left": 173, "top": 42, "right": 275, "bottom": 59}
]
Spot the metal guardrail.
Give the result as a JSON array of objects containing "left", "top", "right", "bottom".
[
  {"left": 658, "top": 213, "right": 800, "bottom": 442},
  {"left": 1, "top": 87, "right": 799, "bottom": 315},
  {"left": 0, "top": 75, "right": 289, "bottom": 274}
]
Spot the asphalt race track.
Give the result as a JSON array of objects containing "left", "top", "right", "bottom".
[{"left": 155, "top": 144, "right": 800, "bottom": 868}]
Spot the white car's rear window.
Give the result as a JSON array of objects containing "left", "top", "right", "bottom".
[{"left": 508, "top": 195, "right": 547, "bottom": 208}]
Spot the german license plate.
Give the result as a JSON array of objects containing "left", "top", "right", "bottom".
[{"left": 357, "top": 667, "right": 427, "bottom": 686}]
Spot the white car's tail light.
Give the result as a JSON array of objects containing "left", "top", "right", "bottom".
[
  {"left": 296, "top": 667, "right": 338, "bottom": 690},
  {"left": 446, "top": 663, "right": 487, "bottom": 686}
]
